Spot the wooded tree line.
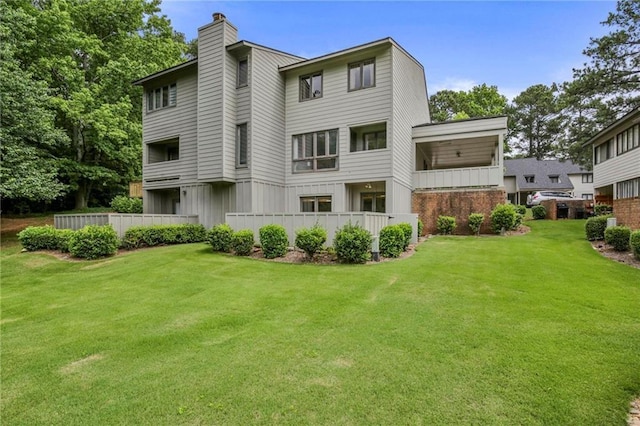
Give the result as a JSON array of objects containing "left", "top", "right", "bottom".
[
  {"left": 429, "top": 0, "right": 639, "bottom": 165},
  {"left": 1, "top": 0, "right": 637, "bottom": 212},
  {"left": 1, "top": 0, "right": 190, "bottom": 212}
]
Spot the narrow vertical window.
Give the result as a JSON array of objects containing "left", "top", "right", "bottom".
[
  {"left": 237, "top": 58, "right": 248, "bottom": 87},
  {"left": 169, "top": 84, "right": 177, "bottom": 106},
  {"left": 236, "top": 123, "right": 248, "bottom": 167}
]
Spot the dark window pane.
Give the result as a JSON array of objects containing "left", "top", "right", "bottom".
[
  {"left": 316, "top": 132, "right": 326, "bottom": 156},
  {"left": 147, "top": 92, "right": 154, "bottom": 111},
  {"left": 169, "top": 84, "right": 177, "bottom": 105},
  {"left": 301, "top": 197, "right": 315, "bottom": 212},
  {"left": 304, "top": 134, "right": 314, "bottom": 157},
  {"left": 238, "top": 59, "right": 248, "bottom": 86},
  {"left": 294, "top": 160, "right": 313, "bottom": 172},
  {"left": 362, "top": 61, "right": 374, "bottom": 87},
  {"left": 329, "top": 130, "right": 338, "bottom": 155},
  {"left": 316, "top": 158, "right": 336, "bottom": 170},
  {"left": 375, "top": 193, "right": 386, "bottom": 213},
  {"left": 162, "top": 85, "right": 169, "bottom": 107},
  {"left": 300, "top": 76, "right": 311, "bottom": 100},
  {"left": 311, "top": 74, "right": 322, "bottom": 97},
  {"left": 317, "top": 197, "right": 331, "bottom": 212}
]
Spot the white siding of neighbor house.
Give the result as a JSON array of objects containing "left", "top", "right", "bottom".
[
  {"left": 568, "top": 173, "right": 594, "bottom": 198},
  {"left": 284, "top": 46, "right": 394, "bottom": 188},
  {"left": 142, "top": 69, "right": 198, "bottom": 189},
  {"left": 196, "top": 19, "right": 238, "bottom": 182},
  {"left": 594, "top": 146, "right": 640, "bottom": 191},
  {"left": 391, "top": 45, "right": 430, "bottom": 193},
  {"left": 504, "top": 176, "right": 517, "bottom": 194}
]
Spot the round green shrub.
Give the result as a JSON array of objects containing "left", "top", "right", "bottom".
[
  {"left": 604, "top": 226, "right": 631, "bottom": 251},
  {"left": 490, "top": 204, "right": 517, "bottom": 234},
  {"left": 333, "top": 223, "right": 372, "bottom": 264},
  {"left": 515, "top": 204, "right": 526, "bottom": 215},
  {"left": 594, "top": 204, "right": 612, "bottom": 216},
  {"left": 208, "top": 223, "right": 234, "bottom": 252},
  {"left": 259, "top": 224, "right": 289, "bottom": 259},
  {"left": 56, "top": 229, "right": 75, "bottom": 253},
  {"left": 531, "top": 205, "right": 546, "bottom": 220},
  {"left": 69, "top": 225, "right": 119, "bottom": 260},
  {"left": 630, "top": 230, "right": 640, "bottom": 260},
  {"left": 585, "top": 216, "right": 609, "bottom": 241},
  {"left": 295, "top": 225, "right": 327, "bottom": 259},
  {"left": 379, "top": 225, "right": 405, "bottom": 258},
  {"left": 396, "top": 222, "right": 413, "bottom": 250},
  {"left": 110, "top": 195, "right": 143, "bottom": 213},
  {"left": 417, "top": 219, "right": 424, "bottom": 237},
  {"left": 121, "top": 226, "right": 146, "bottom": 249},
  {"left": 436, "top": 215, "right": 456, "bottom": 235},
  {"left": 18, "top": 225, "right": 62, "bottom": 251},
  {"left": 468, "top": 213, "right": 484, "bottom": 235},
  {"left": 231, "top": 229, "right": 254, "bottom": 256}
]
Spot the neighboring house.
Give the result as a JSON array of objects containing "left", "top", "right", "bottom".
[
  {"left": 504, "top": 158, "right": 593, "bottom": 205},
  {"left": 134, "top": 13, "right": 507, "bottom": 234},
  {"left": 582, "top": 108, "right": 640, "bottom": 230}
]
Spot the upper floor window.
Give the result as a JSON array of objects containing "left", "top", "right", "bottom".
[
  {"left": 148, "top": 138, "right": 179, "bottom": 163},
  {"left": 292, "top": 129, "right": 338, "bottom": 173},
  {"left": 147, "top": 83, "right": 176, "bottom": 112},
  {"left": 300, "top": 72, "right": 322, "bottom": 101},
  {"left": 237, "top": 58, "right": 248, "bottom": 87},
  {"left": 582, "top": 173, "right": 593, "bottom": 183},
  {"left": 524, "top": 175, "right": 535, "bottom": 183},
  {"left": 236, "top": 123, "right": 248, "bottom": 167},
  {"left": 348, "top": 59, "right": 375, "bottom": 91},
  {"left": 350, "top": 122, "right": 387, "bottom": 152},
  {"left": 616, "top": 123, "right": 639, "bottom": 155},
  {"left": 549, "top": 175, "right": 559, "bottom": 183},
  {"left": 594, "top": 139, "right": 614, "bottom": 164}
]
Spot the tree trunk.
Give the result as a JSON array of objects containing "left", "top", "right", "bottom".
[{"left": 75, "top": 181, "right": 88, "bottom": 210}]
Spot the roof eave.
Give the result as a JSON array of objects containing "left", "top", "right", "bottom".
[{"left": 132, "top": 59, "right": 198, "bottom": 86}]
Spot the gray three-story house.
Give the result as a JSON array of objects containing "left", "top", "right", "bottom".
[{"left": 134, "top": 13, "right": 508, "bottom": 235}]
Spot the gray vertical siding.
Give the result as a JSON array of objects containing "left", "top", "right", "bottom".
[
  {"left": 391, "top": 46, "right": 430, "bottom": 194},
  {"left": 197, "top": 20, "right": 238, "bottom": 181}
]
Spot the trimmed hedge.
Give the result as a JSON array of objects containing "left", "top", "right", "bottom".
[
  {"left": 207, "top": 223, "right": 234, "bottom": 252},
  {"left": 515, "top": 204, "right": 526, "bottom": 215},
  {"left": 110, "top": 195, "right": 143, "bottom": 214},
  {"left": 585, "top": 216, "right": 609, "bottom": 241},
  {"left": 436, "top": 216, "right": 456, "bottom": 235},
  {"left": 630, "top": 230, "right": 640, "bottom": 260},
  {"left": 604, "top": 226, "right": 631, "bottom": 252},
  {"left": 379, "top": 225, "right": 405, "bottom": 258},
  {"left": 468, "top": 213, "right": 484, "bottom": 236},
  {"left": 295, "top": 225, "right": 327, "bottom": 260},
  {"left": 333, "top": 223, "right": 372, "bottom": 264},
  {"left": 69, "top": 225, "right": 119, "bottom": 260},
  {"left": 259, "top": 224, "right": 288, "bottom": 259},
  {"left": 490, "top": 204, "right": 517, "bottom": 234},
  {"left": 121, "top": 224, "right": 207, "bottom": 249},
  {"left": 231, "top": 229, "right": 254, "bottom": 256},
  {"left": 532, "top": 205, "right": 546, "bottom": 220},
  {"left": 594, "top": 204, "right": 613, "bottom": 216},
  {"left": 17, "top": 225, "right": 72, "bottom": 252}
]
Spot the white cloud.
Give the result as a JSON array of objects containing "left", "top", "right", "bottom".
[{"left": 430, "top": 77, "right": 477, "bottom": 94}]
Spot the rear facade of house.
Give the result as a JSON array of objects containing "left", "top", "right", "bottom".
[{"left": 135, "top": 13, "right": 507, "bottom": 233}]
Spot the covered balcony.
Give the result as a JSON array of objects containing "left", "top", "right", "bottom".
[{"left": 412, "top": 116, "right": 507, "bottom": 190}]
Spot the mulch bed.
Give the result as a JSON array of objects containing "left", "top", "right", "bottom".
[{"left": 590, "top": 240, "right": 640, "bottom": 270}]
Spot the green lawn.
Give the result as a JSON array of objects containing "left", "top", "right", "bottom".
[{"left": 1, "top": 220, "right": 639, "bottom": 424}]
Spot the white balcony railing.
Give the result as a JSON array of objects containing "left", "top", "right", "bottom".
[{"left": 412, "top": 165, "right": 502, "bottom": 189}]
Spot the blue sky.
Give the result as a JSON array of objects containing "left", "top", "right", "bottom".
[{"left": 160, "top": 1, "right": 616, "bottom": 101}]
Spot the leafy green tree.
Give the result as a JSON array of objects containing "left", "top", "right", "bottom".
[
  {"left": 430, "top": 84, "right": 508, "bottom": 122},
  {"left": 558, "top": 0, "right": 639, "bottom": 167},
  {"left": 6, "top": 0, "right": 188, "bottom": 209},
  {"left": 507, "top": 84, "right": 563, "bottom": 160},
  {"left": 0, "top": 3, "right": 68, "bottom": 203}
]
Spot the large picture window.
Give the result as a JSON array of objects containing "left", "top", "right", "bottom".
[
  {"left": 348, "top": 59, "right": 375, "bottom": 91},
  {"left": 147, "top": 83, "right": 177, "bottom": 112},
  {"left": 300, "top": 72, "right": 322, "bottom": 101},
  {"left": 292, "top": 129, "right": 338, "bottom": 172},
  {"left": 300, "top": 196, "right": 332, "bottom": 212}
]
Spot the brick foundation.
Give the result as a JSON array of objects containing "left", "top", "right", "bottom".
[
  {"left": 412, "top": 188, "right": 506, "bottom": 235},
  {"left": 613, "top": 198, "right": 640, "bottom": 230}
]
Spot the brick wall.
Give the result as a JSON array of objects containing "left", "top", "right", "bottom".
[
  {"left": 613, "top": 198, "right": 640, "bottom": 230},
  {"left": 540, "top": 199, "right": 590, "bottom": 220},
  {"left": 412, "top": 188, "right": 506, "bottom": 235}
]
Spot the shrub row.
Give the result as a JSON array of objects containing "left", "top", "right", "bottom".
[
  {"left": 604, "top": 226, "right": 631, "bottom": 252},
  {"left": 121, "top": 224, "right": 207, "bottom": 249},
  {"left": 110, "top": 195, "right": 143, "bottom": 214},
  {"left": 17, "top": 225, "right": 73, "bottom": 252}
]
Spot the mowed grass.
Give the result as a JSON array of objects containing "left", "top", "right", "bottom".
[{"left": 1, "top": 220, "right": 639, "bottom": 424}]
